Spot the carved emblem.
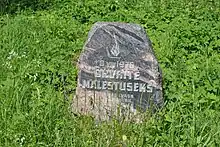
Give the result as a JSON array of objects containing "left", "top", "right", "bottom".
[{"left": 107, "top": 34, "right": 121, "bottom": 58}]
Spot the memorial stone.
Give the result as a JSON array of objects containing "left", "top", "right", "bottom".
[{"left": 72, "top": 22, "right": 163, "bottom": 122}]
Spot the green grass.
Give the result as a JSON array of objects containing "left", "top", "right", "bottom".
[{"left": 0, "top": 0, "right": 220, "bottom": 146}]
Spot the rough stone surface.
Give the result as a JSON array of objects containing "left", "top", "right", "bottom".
[{"left": 72, "top": 22, "right": 163, "bottom": 122}]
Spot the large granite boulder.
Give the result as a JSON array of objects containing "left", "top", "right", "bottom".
[{"left": 72, "top": 22, "right": 163, "bottom": 122}]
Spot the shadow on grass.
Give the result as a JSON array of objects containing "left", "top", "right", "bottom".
[{"left": 0, "top": 0, "right": 52, "bottom": 14}]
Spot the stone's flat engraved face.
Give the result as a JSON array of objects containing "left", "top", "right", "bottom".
[{"left": 73, "top": 22, "right": 163, "bottom": 122}]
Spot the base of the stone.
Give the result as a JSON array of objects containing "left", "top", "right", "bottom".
[{"left": 72, "top": 87, "right": 159, "bottom": 123}]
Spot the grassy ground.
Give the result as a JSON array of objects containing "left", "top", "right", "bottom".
[{"left": 0, "top": 0, "right": 220, "bottom": 146}]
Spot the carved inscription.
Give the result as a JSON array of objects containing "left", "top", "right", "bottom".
[{"left": 79, "top": 60, "right": 154, "bottom": 101}]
